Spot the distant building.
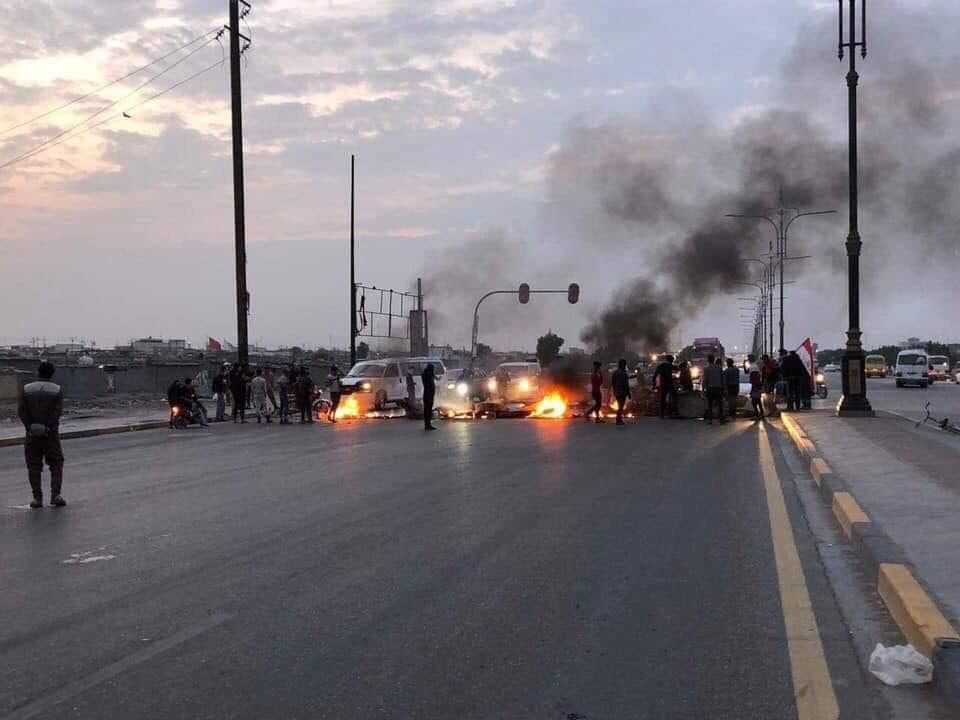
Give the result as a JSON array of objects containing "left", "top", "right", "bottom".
[
  {"left": 132, "top": 337, "right": 188, "bottom": 354},
  {"left": 900, "top": 337, "right": 922, "bottom": 349},
  {"left": 567, "top": 347, "right": 586, "bottom": 356}
]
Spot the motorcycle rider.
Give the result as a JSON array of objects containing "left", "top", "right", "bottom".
[
  {"left": 181, "top": 378, "right": 209, "bottom": 427},
  {"left": 167, "top": 377, "right": 185, "bottom": 427}
]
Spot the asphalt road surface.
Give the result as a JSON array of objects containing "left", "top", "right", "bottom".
[
  {"left": 818, "top": 371, "right": 960, "bottom": 423},
  {"left": 0, "top": 417, "right": 936, "bottom": 719}
]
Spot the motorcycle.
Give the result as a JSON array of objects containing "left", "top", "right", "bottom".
[
  {"left": 815, "top": 373, "right": 828, "bottom": 399},
  {"left": 170, "top": 401, "right": 204, "bottom": 429}
]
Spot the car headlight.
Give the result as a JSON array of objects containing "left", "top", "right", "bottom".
[
  {"left": 360, "top": 382, "right": 372, "bottom": 391},
  {"left": 519, "top": 378, "right": 531, "bottom": 393},
  {"left": 456, "top": 382, "right": 468, "bottom": 397},
  {"left": 487, "top": 378, "right": 497, "bottom": 392},
  {"left": 447, "top": 383, "right": 456, "bottom": 390},
  {"left": 691, "top": 367, "right": 701, "bottom": 379},
  {"left": 816, "top": 373, "right": 824, "bottom": 383}
]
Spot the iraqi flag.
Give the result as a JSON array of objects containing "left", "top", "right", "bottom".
[
  {"left": 797, "top": 338, "right": 816, "bottom": 390},
  {"left": 207, "top": 337, "right": 223, "bottom": 352}
]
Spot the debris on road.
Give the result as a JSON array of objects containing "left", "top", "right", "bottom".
[{"left": 868, "top": 643, "right": 933, "bottom": 686}]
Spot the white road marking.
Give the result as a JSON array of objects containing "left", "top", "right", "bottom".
[
  {"left": 62, "top": 549, "right": 116, "bottom": 565},
  {"left": 759, "top": 424, "right": 839, "bottom": 720}
]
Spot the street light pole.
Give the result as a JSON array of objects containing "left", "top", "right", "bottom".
[
  {"left": 727, "top": 195, "right": 834, "bottom": 352},
  {"left": 837, "top": 0, "right": 874, "bottom": 416}
]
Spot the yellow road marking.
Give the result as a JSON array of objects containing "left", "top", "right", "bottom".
[{"left": 759, "top": 425, "right": 839, "bottom": 720}]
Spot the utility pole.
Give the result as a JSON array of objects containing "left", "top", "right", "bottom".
[
  {"left": 350, "top": 154, "right": 357, "bottom": 367},
  {"left": 837, "top": 0, "right": 874, "bottom": 416},
  {"left": 228, "top": 0, "right": 252, "bottom": 366}
]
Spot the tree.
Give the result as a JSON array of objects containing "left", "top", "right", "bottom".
[
  {"left": 357, "top": 341, "right": 370, "bottom": 360},
  {"left": 536, "top": 331, "right": 564, "bottom": 368}
]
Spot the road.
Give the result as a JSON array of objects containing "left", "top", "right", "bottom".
[
  {"left": 0, "top": 417, "right": 941, "bottom": 719},
  {"left": 817, "top": 372, "right": 960, "bottom": 423}
]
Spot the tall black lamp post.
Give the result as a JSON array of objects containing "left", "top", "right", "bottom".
[{"left": 836, "top": 0, "right": 874, "bottom": 416}]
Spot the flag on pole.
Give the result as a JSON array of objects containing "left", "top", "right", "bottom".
[
  {"left": 798, "top": 338, "right": 816, "bottom": 391},
  {"left": 207, "top": 337, "right": 223, "bottom": 352}
]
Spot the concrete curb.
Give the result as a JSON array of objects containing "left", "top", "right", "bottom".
[
  {"left": 779, "top": 412, "right": 960, "bottom": 702},
  {"left": 0, "top": 420, "right": 168, "bottom": 448}
]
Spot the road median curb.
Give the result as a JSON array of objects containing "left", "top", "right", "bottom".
[
  {"left": 0, "top": 420, "right": 169, "bottom": 447},
  {"left": 779, "top": 412, "right": 960, "bottom": 703}
]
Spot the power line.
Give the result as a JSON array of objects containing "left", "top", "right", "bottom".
[
  {"left": 0, "top": 59, "right": 226, "bottom": 172},
  {"left": 0, "top": 32, "right": 223, "bottom": 171},
  {"left": 0, "top": 28, "right": 218, "bottom": 138}
]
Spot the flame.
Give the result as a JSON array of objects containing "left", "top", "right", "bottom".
[
  {"left": 529, "top": 391, "right": 568, "bottom": 418},
  {"left": 333, "top": 396, "right": 361, "bottom": 420}
]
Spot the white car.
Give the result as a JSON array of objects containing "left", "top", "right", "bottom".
[
  {"left": 894, "top": 349, "right": 929, "bottom": 388},
  {"left": 339, "top": 358, "right": 447, "bottom": 410},
  {"left": 490, "top": 362, "right": 542, "bottom": 405},
  {"left": 822, "top": 363, "right": 841, "bottom": 373},
  {"left": 928, "top": 355, "right": 951, "bottom": 382}
]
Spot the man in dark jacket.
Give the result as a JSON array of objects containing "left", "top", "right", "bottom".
[
  {"left": 296, "top": 369, "right": 315, "bottom": 424},
  {"left": 229, "top": 365, "right": 246, "bottom": 423},
  {"left": 422, "top": 363, "right": 437, "bottom": 431},
  {"left": 588, "top": 361, "right": 605, "bottom": 423},
  {"left": 652, "top": 355, "right": 676, "bottom": 419},
  {"left": 724, "top": 358, "right": 741, "bottom": 419},
  {"left": 781, "top": 350, "right": 807, "bottom": 411},
  {"left": 611, "top": 359, "right": 631, "bottom": 426},
  {"left": 18, "top": 361, "right": 66, "bottom": 508}
]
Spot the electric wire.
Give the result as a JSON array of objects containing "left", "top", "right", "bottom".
[
  {"left": 0, "top": 34, "right": 223, "bottom": 171},
  {"left": 0, "top": 59, "right": 226, "bottom": 172},
  {"left": 0, "top": 28, "right": 219, "bottom": 138}
]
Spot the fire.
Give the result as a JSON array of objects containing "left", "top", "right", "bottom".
[
  {"left": 333, "top": 396, "right": 361, "bottom": 420},
  {"left": 529, "top": 391, "right": 568, "bottom": 418}
]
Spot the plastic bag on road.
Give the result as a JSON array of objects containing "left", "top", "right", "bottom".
[{"left": 868, "top": 643, "right": 933, "bottom": 686}]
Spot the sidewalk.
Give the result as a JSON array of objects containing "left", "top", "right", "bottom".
[
  {"left": 0, "top": 404, "right": 208, "bottom": 445},
  {"left": 789, "top": 410, "right": 960, "bottom": 632}
]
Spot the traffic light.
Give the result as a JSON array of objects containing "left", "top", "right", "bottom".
[
  {"left": 519, "top": 283, "right": 530, "bottom": 304},
  {"left": 568, "top": 283, "right": 580, "bottom": 304}
]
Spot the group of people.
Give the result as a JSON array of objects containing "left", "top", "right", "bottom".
[
  {"left": 172, "top": 362, "right": 349, "bottom": 428},
  {"left": 584, "top": 348, "right": 815, "bottom": 427}
]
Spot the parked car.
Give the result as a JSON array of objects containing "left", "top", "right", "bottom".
[
  {"left": 489, "top": 361, "right": 543, "bottom": 410},
  {"left": 822, "top": 363, "right": 841, "bottom": 373},
  {"left": 440, "top": 366, "right": 490, "bottom": 415},
  {"left": 894, "top": 349, "right": 929, "bottom": 388}
]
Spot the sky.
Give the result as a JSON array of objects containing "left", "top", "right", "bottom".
[{"left": 1, "top": 0, "right": 958, "bottom": 354}]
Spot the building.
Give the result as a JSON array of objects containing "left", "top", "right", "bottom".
[{"left": 132, "top": 337, "right": 188, "bottom": 355}]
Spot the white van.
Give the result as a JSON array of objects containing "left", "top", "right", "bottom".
[
  {"left": 894, "top": 349, "right": 929, "bottom": 389},
  {"left": 339, "top": 358, "right": 447, "bottom": 410}
]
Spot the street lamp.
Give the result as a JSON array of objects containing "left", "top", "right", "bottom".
[
  {"left": 836, "top": 0, "right": 874, "bottom": 416},
  {"left": 743, "top": 258, "right": 772, "bottom": 355},
  {"left": 727, "top": 189, "right": 835, "bottom": 352}
]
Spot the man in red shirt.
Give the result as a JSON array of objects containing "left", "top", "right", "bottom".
[{"left": 588, "top": 361, "right": 605, "bottom": 423}]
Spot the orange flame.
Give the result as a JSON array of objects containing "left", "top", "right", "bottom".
[
  {"left": 333, "top": 395, "right": 361, "bottom": 420},
  {"left": 529, "top": 391, "right": 568, "bottom": 418}
]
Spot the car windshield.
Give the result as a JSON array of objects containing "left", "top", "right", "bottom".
[
  {"left": 347, "top": 363, "right": 385, "bottom": 377},
  {"left": 499, "top": 365, "right": 536, "bottom": 377},
  {"left": 404, "top": 361, "right": 444, "bottom": 377},
  {"left": 866, "top": 356, "right": 885, "bottom": 365},
  {"left": 930, "top": 356, "right": 948, "bottom": 365},
  {"left": 899, "top": 354, "right": 926, "bottom": 366}
]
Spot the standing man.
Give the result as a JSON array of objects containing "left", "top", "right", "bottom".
[
  {"left": 611, "top": 358, "right": 631, "bottom": 426},
  {"left": 405, "top": 368, "right": 418, "bottom": 419},
  {"left": 703, "top": 355, "right": 726, "bottom": 425},
  {"left": 212, "top": 364, "right": 228, "bottom": 422},
  {"left": 422, "top": 363, "right": 437, "bottom": 431},
  {"left": 724, "top": 358, "right": 741, "bottom": 420},
  {"left": 296, "top": 368, "right": 315, "bottom": 424},
  {"left": 327, "top": 364, "right": 343, "bottom": 423},
  {"left": 276, "top": 367, "right": 290, "bottom": 424},
  {"left": 229, "top": 364, "right": 246, "bottom": 423},
  {"left": 747, "top": 354, "right": 764, "bottom": 421},
  {"left": 264, "top": 367, "right": 278, "bottom": 418},
  {"left": 652, "top": 354, "right": 676, "bottom": 419},
  {"left": 251, "top": 368, "right": 270, "bottom": 424},
  {"left": 588, "top": 361, "right": 605, "bottom": 423},
  {"left": 781, "top": 350, "right": 805, "bottom": 411},
  {"left": 18, "top": 360, "right": 66, "bottom": 508}
]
